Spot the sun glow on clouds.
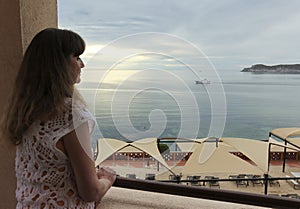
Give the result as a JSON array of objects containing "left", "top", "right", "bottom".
[
  {"left": 85, "top": 43, "right": 181, "bottom": 71},
  {"left": 81, "top": 45, "right": 192, "bottom": 85},
  {"left": 82, "top": 47, "right": 163, "bottom": 84},
  {"left": 81, "top": 44, "right": 105, "bottom": 61}
]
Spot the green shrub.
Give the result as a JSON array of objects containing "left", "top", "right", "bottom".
[{"left": 158, "top": 143, "right": 170, "bottom": 154}]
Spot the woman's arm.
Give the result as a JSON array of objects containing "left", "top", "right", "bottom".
[{"left": 62, "top": 122, "right": 116, "bottom": 202}]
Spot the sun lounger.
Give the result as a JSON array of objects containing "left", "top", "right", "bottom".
[
  {"left": 286, "top": 175, "right": 300, "bottom": 190},
  {"left": 236, "top": 174, "right": 248, "bottom": 188},
  {"left": 250, "top": 175, "right": 263, "bottom": 187},
  {"left": 267, "top": 175, "right": 280, "bottom": 187},
  {"left": 169, "top": 174, "right": 182, "bottom": 183},
  {"left": 126, "top": 174, "right": 137, "bottom": 179},
  {"left": 186, "top": 175, "right": 201, "bottom": 186},
  {"left": 269, "top": 179, "right": 280, "bottom": 187},
  {"left": 209, "top": 177, "right": 220, "bottom": 188},
  {"left": 228, "top": 175, "right": 238, "bottom": 179},
  {"left": 204, "top": 176, "right": 220, "bottom": 188},
  {"left": 203, "top": 176, "right": 214, "bottom": 186},
  {"left": 145, "top": 173, "right": 155, "bottom": 180},
  {"left": 281, "top": 193, "right": 300, "bottom": 199}
]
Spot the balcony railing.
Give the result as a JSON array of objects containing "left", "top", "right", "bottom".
[{"left": 113, "top": 176, "right": 300, "bottom": 209}]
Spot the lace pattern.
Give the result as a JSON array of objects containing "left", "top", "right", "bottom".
[{"left": 15, "top": 99, "right": 96, "bottom": 209}]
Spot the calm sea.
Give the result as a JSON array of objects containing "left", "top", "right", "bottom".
[{"left": 78, "top": 69, "right": 300, "bottom": 144}]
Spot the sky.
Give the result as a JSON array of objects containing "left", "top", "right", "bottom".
[
  {"left": 57, "top": 1, "right": 300, "bottom": 140},
  {"left": 58, "top": 0, "right": 300, "bottom": 72}
]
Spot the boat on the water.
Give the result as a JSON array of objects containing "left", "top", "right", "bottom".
[{"left": 195, "top": 78, "right": 210, "bottom": 84}]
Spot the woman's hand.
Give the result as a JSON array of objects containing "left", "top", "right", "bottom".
[
  {"left": 95, "top": 167, "right": 116, "bottom": 208},
  {"left": 96, "top": 167, "right": 116, "bottom": 184}
]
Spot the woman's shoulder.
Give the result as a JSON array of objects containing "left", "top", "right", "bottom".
[
  {"left": 66, "top": 98, "right": 94, "bottom": 121},
  {"left": 64, "top": 97, "right": 86, "bottom": 109},
  {"left": 66, "top": 98, "right": 96, "bottom": 133}
]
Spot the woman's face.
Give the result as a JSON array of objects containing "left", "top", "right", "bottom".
[{"left": 69, "top": 54, "right": 85, "bottom": 83}]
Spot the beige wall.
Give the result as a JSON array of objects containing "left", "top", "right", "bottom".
[
  {"left": 0, "top": 0, "right": 57, "bottom": 208},
  {"left": 20, "top": 0, "right": 58, "bottom": 51}
]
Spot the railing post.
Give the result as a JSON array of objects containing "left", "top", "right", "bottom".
[
  {"left": 282, "top": 139, "right": 287, "bottom": 172},
  {"left": 264, "top": 173, "right": 268, "bottom": 195}
]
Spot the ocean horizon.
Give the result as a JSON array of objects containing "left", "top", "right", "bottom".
[{"left": 78, "top": 68, "right": 300, "bottom": 145}]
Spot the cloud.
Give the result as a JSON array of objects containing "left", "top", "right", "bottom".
[{"left": 58, "top": 0, "right": 300, "bottom": 70}]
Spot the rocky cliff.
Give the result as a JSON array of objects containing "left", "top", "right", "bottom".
[{"left": 241, "top": 64, "right": 300, "bottom": 74}]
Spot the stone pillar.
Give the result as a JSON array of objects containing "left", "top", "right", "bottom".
[{"left": 0, "top": 0, "right": 57, "bottom": 208}]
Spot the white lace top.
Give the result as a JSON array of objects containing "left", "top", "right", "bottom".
[{"left": 15, "top": 99, "right": 96, "bottom": 209}]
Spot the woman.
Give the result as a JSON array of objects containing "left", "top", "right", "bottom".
[{"left": 1, "top": 28, "right": 116, "bottom": 208}]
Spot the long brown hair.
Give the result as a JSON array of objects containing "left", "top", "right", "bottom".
[{"left": 1, "top": 28, "right": 85, "bottom": 144}]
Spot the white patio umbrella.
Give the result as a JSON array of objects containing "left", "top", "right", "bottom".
[
  {"left": 269, "top": 128, "right": 300, "bottom": 172},
  {"left": 131, "top": 138, "right": 172, "bottom": 171},
  {"left": 222, "top": 138, "right": 269, "bottom": 173},
  {"left": 95, "top": 138, "right": 128, "bottom": 166},
  {"left": 95, "top": 138, "right": 172, "bottom": 172},
  {"left": 182, "top": 138, "right": 267, "bottom": 176}
]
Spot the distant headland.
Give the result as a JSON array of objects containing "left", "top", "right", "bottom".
[{"left": 241, "top": 64, "right": 300, "bottom": 74}]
